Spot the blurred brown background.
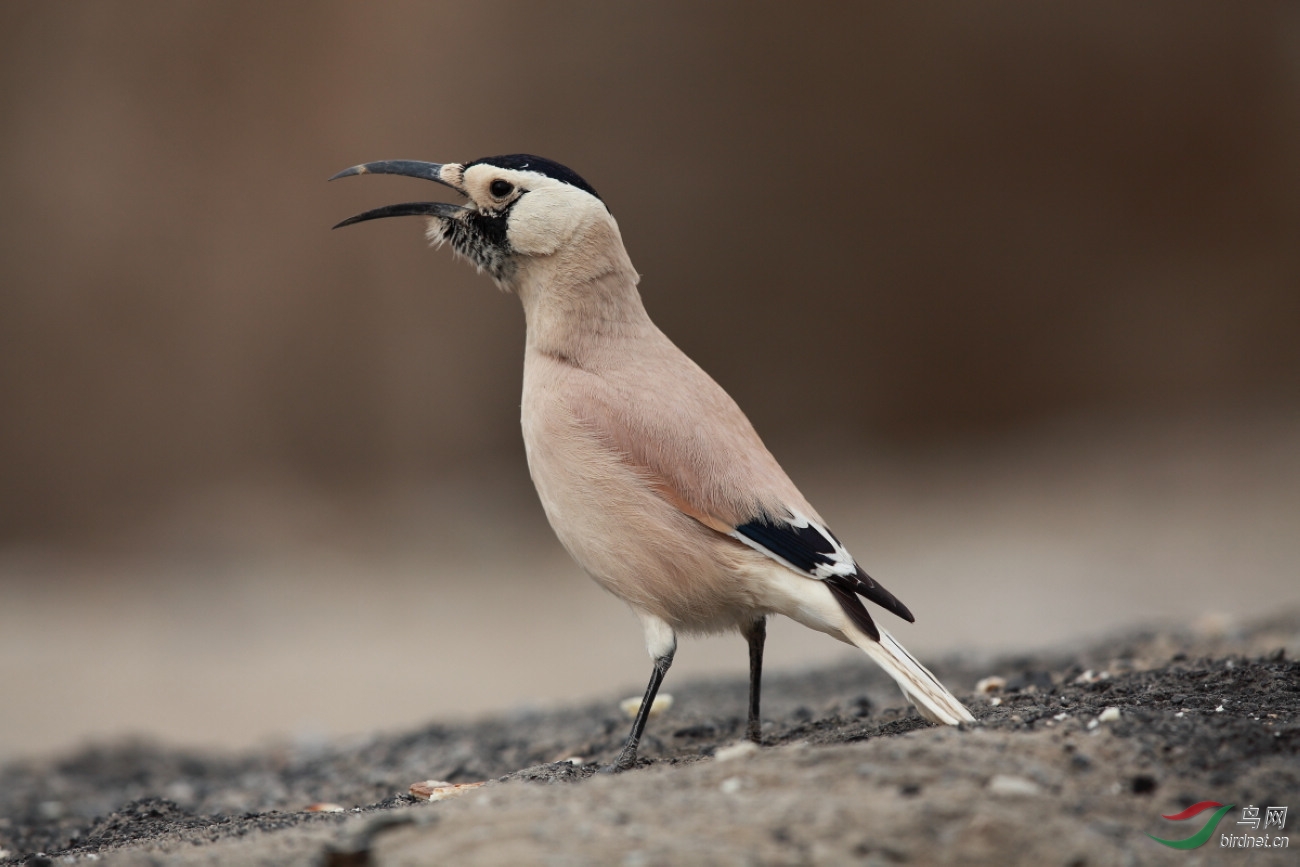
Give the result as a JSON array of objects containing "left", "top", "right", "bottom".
[{"left": 1, "top": 2, "right": 1298, "bottom": 759}]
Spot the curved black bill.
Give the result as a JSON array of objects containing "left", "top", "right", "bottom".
[
  {"left": 331, "top": 160, "right": 467, "bottom": 229},
  {"left": 328, "top": 160, "right": 454, "bottom": 186},
  {"left": 332, "top": 201, "right": 466, "bottom": 230}
]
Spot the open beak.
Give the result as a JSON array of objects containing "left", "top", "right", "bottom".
[{"left": 329, "top": 160, "right": 467, "bottom": 229}]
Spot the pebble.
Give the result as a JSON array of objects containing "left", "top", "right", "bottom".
[
  {"left": 714, "top": 741, "right": 759, "bottom": 762},
  {"left": 1074, "top": 669, "right": 1111, "bottom": 684},
  {"left": 1098, "top": 707, "right": 1121, "bottom": 723},
  {"left": 619, "top": 694, "right": 673, "bottom": 719},
  {"left": 987, "top": 774, "right": 1042, "bottom": 797},
  {"left": 975, "top": 676, "right": 1006, "bottom": 695},
  {"left": 409, "top": 781, "right": 486, "bottom": 801},
  {"left": 304, "top": 803, "right": 346, "bottom": 813}
]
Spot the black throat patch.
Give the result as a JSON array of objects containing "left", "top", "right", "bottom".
[{"left": 437, "top": 208, "right": 514, "bottom": 283}]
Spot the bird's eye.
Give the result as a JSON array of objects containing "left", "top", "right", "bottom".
[{"left": 489, "top": 179, "right": 514, "bottom": 198}]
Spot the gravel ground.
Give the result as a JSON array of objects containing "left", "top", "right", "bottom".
[{"left": 1, "top": 612, "right": 1297, "bottom": 866}]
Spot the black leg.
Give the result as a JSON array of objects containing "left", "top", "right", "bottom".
[
  {"left": 605, "top": 650, "right": 674, "bottom": 772},
  {"left": 742, "top": 616, "right": 766, "bottom": 743}
]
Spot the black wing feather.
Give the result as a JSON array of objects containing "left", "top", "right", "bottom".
[
  {"left": 734, "top": 514, "right": 916, "bottom": 626},
  {"left": 733, "top": 516, "right": 835, "bottom": 573}
]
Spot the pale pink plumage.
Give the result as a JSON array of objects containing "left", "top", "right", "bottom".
[{"left": 333, "top": 154, "right": 975, "bottom": 770}]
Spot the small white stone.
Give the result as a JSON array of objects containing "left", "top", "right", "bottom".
[
  {"left": 1074, "top": 670, "right": 1112, "bottom": 684},
  {"left": 975, "top": 676, "right": 1006, "bottom": 694},
  {"left": 719, "top": 776, "right": 744, "bottom": 794},
  {"left": 1053, "top": 713, "right": 1069, "bottom": 722},
  {"left": 987, "top": 774, "right": 1042, "bottom": 797},
  {"left": 619, "top": 694, "right": 673, "bottom": 719},
  {"left": 989, "top": 697, "right": 1002, "bottom": 707},
  {"left": 714, "top": 741, "right": 759, "bottom": 762},
  {"left": 1087, "top": 719, "right": 1099, "bottom": 730},
  {"left": 1098, "top": 707, "right": 1121, "bottom": 723}
]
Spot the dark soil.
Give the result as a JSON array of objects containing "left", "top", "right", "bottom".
[{"left": 2, "top": 612, "right": 1297, "bottom": 865}]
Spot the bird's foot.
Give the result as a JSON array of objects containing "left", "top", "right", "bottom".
[{"left": 599, "top": 747, "right": 641, "bottom": 774}]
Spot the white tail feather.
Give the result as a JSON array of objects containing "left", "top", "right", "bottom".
[{"left": 851, "top": 626, "right": 976, "bottom": 725}]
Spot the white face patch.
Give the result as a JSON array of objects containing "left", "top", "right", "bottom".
[{"left": 460, "top": 164, "right": 609, "bottom": 257}]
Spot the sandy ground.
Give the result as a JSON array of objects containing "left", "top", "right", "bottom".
[
  {"left": 0, "top": 415, "right": 1298, "bottom": 863},
  {"left": 1, "top": 415, "right": 1297, "bottom": 766},
  {"left": 0, "top": 610, "right": 1296, "bottom": 865}
]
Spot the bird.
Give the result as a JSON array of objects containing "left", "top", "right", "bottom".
[{"left": 331, "top": 153, "right": 975, "bottom": 770}]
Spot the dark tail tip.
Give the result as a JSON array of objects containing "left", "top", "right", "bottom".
[{"left": 855, "top": 568, "right": 915, "bottom": 623}]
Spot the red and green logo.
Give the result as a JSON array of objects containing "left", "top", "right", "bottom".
[{"left": 1149, "top": 801, "right": 1235, "bottom": 849}]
